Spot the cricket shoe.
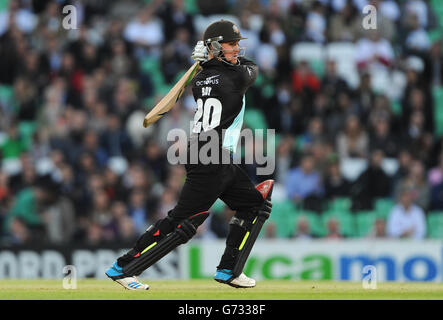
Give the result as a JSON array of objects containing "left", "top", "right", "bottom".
[
  {"left": 214, "top": 269, "right": 256, "bottom": 288},
  {"left": 105, "top": 262, "right": 149, "bottom": 291}
]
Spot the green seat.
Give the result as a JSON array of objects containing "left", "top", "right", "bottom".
[
  {"left": 322, "top": 210, "right": 356, "bottom": 237},
  {"left": 309, "top": 60, "right": 325, "bottom": 78},
  {"left": 244, "top": 108, "right": 267, "bottom": 131},
  {"left": 374, "top": 198, "right": 395, "bottom": 219},
  {"left": 269, "top": 200, "right": 298, "bottom": 237},
  {"left": 430, "top": 0, "right": 443, "bottom": 27},
  {"left": 427, "top": 211, "right": 443, "bottom": 239},
  {"left": 391, "top": 100, "right": 402, "bottom": 116},
  {"left": 355, "top": 211, "right": 377, "bottom": 237},
  {"left": 433, "top": 86, "right": 443, "bottom": 137},
  {"left": 328, "top": 197, "right": 352, "bottom": 212},
  {"left": 18, "top": 121, "right": 36, "bottom": 149}
]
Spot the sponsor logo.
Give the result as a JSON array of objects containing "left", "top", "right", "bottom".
[
  {"left": 233, "top": 24, "right": 240, "bottom": 35},
  {"left": 196, "top": 75, "right": 220, "bottom": 86},
  {"left": 186, "top": 243, "right": 443, "bottom": 282}
]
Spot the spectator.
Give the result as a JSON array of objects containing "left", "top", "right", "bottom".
[
  {"left": 353, "top": 72, "right": 376, "bottom": 123},
  {"left": 324, "top": 159, "right": 351, "bottom": 200},
  {"left": 304, "top": 1, "right": 327, "bottom": 43},
  {"left": 322, "top": 60, "right": 350, "bottom": 101},
  {"left": 387, "top": 187, "right": 427, "bottom": 239},
  {"left": 350, "top": 149, "right": 392, "bottom": 210},
  {"left": 3, "top": 217, "right": 31, "bottom": 245},
  {"left": 141, "top": 139, "right": 169, "bottom": 183},
  {"left": 161, "top": 27, "right": 193, "bottom": 84},
  {"left": 392, "top": 149, "right": 414, "bottom": 192},
  {"left": 158, "top": 0, "right": 196, "bottom": 43},
  {"left": 325, "top": 91, "right": 356, "bottom": 138},
  {"left": 430, "top": 181, "right": 443, "bottom": 210},
  {"left": 0, "top": 0, "right": 38, "bottom": 36},
  {"left": 325, "top": 217, "right": 343, "bottom": 239},
  {"left": 328, "top": 1, "right": 360, "bottom": 42},
  {"left": 355, "top": 30, "right": 394, "bottom": 73},
  {"left": 0, "top": 122, "right": 28, "bottom": 160},
  {"left": 128, "top": 188, "right": 149, "bottom": 235},
  {"left": 404, "top": 12, "right": 431, "bottom": 52},
  {"left": 291, "top": 60, "right": 321, "bottom": 97},
  {"left": 285, "top": 153, "right": 324, "bottom": 211},
  {"left": 298, "top": 116, "right": 326, "bottom": 153},
  {"left": 264, "top": 222, "right": 277, "bottom": 239},
  {"left": 123, "top": 5, "right": 164, "bottom": 59},
  {"left": 394, "top": 159, "right": 430, "bottom": 211},
  {"left": 41, "top": 184, "right": 76, "bottom": 244},
  {"left": 368, "top": 218, "right": 387, "bottom": 238},
  {"left": 430, "top": 40, "right": 443, "bottom": 87},
  {"left": 368, "top": 116, "right": 399, "bottom": 158},
  {"left": 336, "top": 114, "right": 369, "bottom": 159},
  {"left": 100, "top": 113, "right": 134, "bottom": 159},
  {"left": 428, "top": 152, "right": 443, "bottom": 187},
  {"left": 275, "top": 135, "right": 296, "bottom": 185},
  {"left": 292, "top": 216, "right": 313, "bottom": 240},
  {"left": 90, "top": 189, "right": 113, "bottom": 235}
]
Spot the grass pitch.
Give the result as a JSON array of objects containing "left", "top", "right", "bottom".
[{"left": 0, "top": 279, "right": 442, "bottom": 300}]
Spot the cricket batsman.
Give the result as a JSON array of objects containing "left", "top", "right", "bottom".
[{"left": 106, "top": 19, "right": 274, "bottom": 290}]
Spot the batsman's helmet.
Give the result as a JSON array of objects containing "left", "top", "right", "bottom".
[
  {"left": 203, "top": 19, "right": 247, "bottom": 44},
  {"left": 203, "top": 20, "right": 247, "bottom": 59}
]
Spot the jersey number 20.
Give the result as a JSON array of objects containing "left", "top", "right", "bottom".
[{"left": 192, "top": 98, "right": 222, "bottom": 133}]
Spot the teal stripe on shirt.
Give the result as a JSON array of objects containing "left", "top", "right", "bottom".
[{"left": 222, "top": 95, "right": 245, "bottom": 153}]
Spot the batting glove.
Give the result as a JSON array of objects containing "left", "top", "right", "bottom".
[{"left": 191, "top": 41, "right": 208, "bottom": 63}]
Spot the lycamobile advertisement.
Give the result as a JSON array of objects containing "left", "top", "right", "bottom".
[{"left": 180, "top": 239, "right": 443, "bottom": 282}]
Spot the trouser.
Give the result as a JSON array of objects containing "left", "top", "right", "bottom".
[{"left": 117, "top": 162, "right": 265, "bottom": 270}]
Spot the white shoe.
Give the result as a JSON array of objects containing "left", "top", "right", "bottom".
[
  {"left": 114, "top": 276, "right": 150, "bottom": 291},
  {"left": 229, "top": 273, "right": 256, "bottom": 288}
]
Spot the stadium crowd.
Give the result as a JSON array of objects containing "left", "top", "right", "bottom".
[{"left": 0, "top": 0, "right": 442, "bottom": 246}]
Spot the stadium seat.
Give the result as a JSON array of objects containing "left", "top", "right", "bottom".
[
  {"left": 427, "top": 211, "right": 443, "bottom": 239},
  {"left": 0, "top": 85, "right": 14, "bottom": 111},
  {"left": 355, "top": 211, "right": 377, "bottom": 237},
  {"left": 374, "top": 198, "right": 395, "bottom": 219},
  {"left": 430, "top": 0, "right": 443, "bottom": 27},
  {"left": 18, "top": 121, "right": 36, "bottom": 150},
  {"left": 433, "top": 86, "right": 443, "bottom": 137},
  {"left": 328, "top": 197, "right": 352, "bottom": 212},
  {"left": 268, "top": 199, "right": 298, "bottom": 238},
  {"left": 244, "top": 108, "right": 267, "bottom": 130}
]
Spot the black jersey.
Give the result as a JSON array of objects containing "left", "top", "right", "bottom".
[{"left": 190, "top": 57, "right": 258, "bottom": 154}]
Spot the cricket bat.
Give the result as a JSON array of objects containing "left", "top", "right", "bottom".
[{"left": 143, "top": 62, "right": 200, "bottom": 128}]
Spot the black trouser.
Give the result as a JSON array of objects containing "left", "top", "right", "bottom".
[{"left": 117, "top": 162, "right": 264, "bottom": 270}]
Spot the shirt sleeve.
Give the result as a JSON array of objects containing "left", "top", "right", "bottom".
[
  {"left": 413, "top": 208, "right": 427, "bottom": 239},
  {"left": 236, "top": 57, "right": 259, "bottom": 88},
  {"left": 386, "top": 207, "right": 402, "bottom": 238}
]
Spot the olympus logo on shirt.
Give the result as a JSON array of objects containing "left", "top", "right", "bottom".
[{"left": 196, "top": 75, "right": 220, "bottom": 86}]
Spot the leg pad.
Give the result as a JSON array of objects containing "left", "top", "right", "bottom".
[
  {"left": 122, "top": 211, "right": 209, "bottom": 276},
  {"left": 232, "top": 180, "right": 274, "bottom": 277}
]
